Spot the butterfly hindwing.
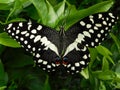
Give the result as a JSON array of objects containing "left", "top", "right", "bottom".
[{"left": 63, "top": 45, "right": 90, "bottom": 74}]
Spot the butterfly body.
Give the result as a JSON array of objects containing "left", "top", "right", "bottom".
[{"left": 4, "top": 12, "right": 118, "bottom": 74}]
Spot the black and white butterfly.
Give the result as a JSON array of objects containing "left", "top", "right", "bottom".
[{"left": 4, "top": 12, "right": 118, "bottom": 74}]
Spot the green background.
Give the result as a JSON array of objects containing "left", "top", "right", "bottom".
[{"left": 0, "top": 0, "right": 120, "bottom": 90}]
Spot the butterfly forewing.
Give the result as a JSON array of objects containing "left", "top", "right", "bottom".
[{"left": 66, "top": 12, "right": 118, "bottom": 48}]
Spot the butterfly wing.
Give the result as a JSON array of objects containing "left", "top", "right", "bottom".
[
  {"left": 4, "top": 20, "right": 61, "bottom": 72},
  {"left": 63, "top": 12, "right": 118, "bottom": 74},
  {"left": 66, "top": 12, "right": 118, "bottom": 47}
]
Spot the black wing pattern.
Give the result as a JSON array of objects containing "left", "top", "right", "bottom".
[
  {"left": 62, "top": 12, "right": 118, "bottom": 74},
  {"left": 4, "top": 20, "right": 61, "bottom": 72},
  {"left": 4, "top": 12, "right": 118, "bottom": 74}
]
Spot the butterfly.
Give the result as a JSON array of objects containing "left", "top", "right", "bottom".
[{"left": 4, "top": 12, "right": 118, "bottom": 74}]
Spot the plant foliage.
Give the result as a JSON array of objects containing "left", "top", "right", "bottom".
[{"left": 0, "top": 0, "right": 120, "bottom": 90}]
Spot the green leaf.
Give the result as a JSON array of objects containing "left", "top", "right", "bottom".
[
  {"left": 89, "top": 48, "right": 98, "bottom": 69},
  {"left": 3, "top": 48, "right": 33, "bottom": 68},
  {"left": 0, "top": 60, "right": 5, "bottom": 80},
  {"left": 5, "top": 0, "right": 23, "bottom": 22},
  {"left": 80, "top": 67, "right": 89, "bottom": 79},
  {"left": 45, "top": 0, "right": 58, "bottom": 27},
  {"left": 55, "top": 0, "right": 65, "bottom": 18},
  {"left": 65, "top": 0, "right": 114, "bottom": 30},
  {"left": 99, "top": 81, "right": 106, "bottom": 90},
  {"left": 29, "top": 0, "right": 48, "bottom": 24},
  {"left": 96, "top": 45, "right": 112, "bottom": 57},
  {"left": 0, "top": 3, "right": 12, "bottom": 10},
  {"left": 3, "top": 18, "right": 26, "bottom": 24},
  {"left": 0, "top": 0, "right": 14, "bottom": 4},
  {"left": 0, "top": 45, "right": 5, "bottom": 55},
  {"left": 102, "top": 57, "right": 109, "bottom": 71},
  {"left": 96, "top": 45, "right": 114, "bottom": 64},
  {"left": 43, "top": 75, "right": 51, "bottom": 90},
  {"left": 93, "top": 70, "right": 116, "bottom": 80},
  {"left": 0, "top": 60, "right": 8, "bottom": 88},
  {"left": 0, "top": 32, "right": 21, "bottom": 48},
  {"left": 110, "top": 33, "right": 120, "bottom": 53}
]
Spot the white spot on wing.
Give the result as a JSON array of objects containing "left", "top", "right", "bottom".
[
  {"left": 37, "top": 25, "right": 42, "bottom": 30},
  {"left": 90, "top": 18, "right": 94, "bottom": 24},
  {"left": 98, "top": 14, "right": 102, "bottom": 19},
  {"left": 15, "top": 36, "right": 18, "bottom": 39},
  {"left": 71, "top": 66, "right": 75, "bottom": 70},
  {"left": 36, "top": 53, "right": 40, "bottom": 58},
  {"left": 109, "top": 13, "right": 115, "bottom": 18},
  {"left": 34, "top": 35, "right": 41, "bottom": 42},
  {"left": 30, "top": 35, "right": 35, "bottom": 39},
  {"left": 25, "top": 33, "right": 30, "bottom": 37},
  {"left": 95, "top": 24, "right": 102, "bottom": 27},
  {"left": 108, "top": 23, "right": 112, "bottom": 26},
  {"left": 89, "top": 15, "right": 93, "bottom": 18},
  {"left": 32, "top": 47, "right": 36, "bottom": 51},
  {"left": 106, "top": 17, "right": 109, "bottom": 21},
  {"left": 103, "top": 21, "right": 107, "bottom": 25},
  {"left": 31, "top": 29, "right": 37, "bottom": 34},
  {"left": 94, "top": 26, "right": 98, "bottom": 30},
  {"left": 12, "top": 33, "right": 15, "bottom": 36},
  {"left": 83, "top": 54, "right": 88, "bottom": 59},
  {"left": 28, "top": 24, "right": 32, "bottom": 30},
  {"left": 111, "top": 19, "right": 114, "bottom": 22},
  {"left": 52, "top": 63, "right": 56, "bottom": 67},
  {"left": 16, "top": 30, "right": 20, "bottom": 34},
  {"left": 80, "top": 61, "right": 85, "bottom": 65},
  {"left": 86, "top": 24, "right": 92, "bottom": 28},
  {"left": 20, "top": 37, "right": 24, "bottom": 41},
  {"left": 105, "top": 27, "right": 108, "bottom": 30},
  {"left": 95, "top": 39, "right": 98, "bottom": 42},
  {"left": 8, "top": 30, "right": 11, "bottom": 33},
  {"left": 43, "top": 61, "right": 48, "bottom": 65},
  {"left": 89, "top": 29, "right": 94, "bottom": 33},
  {"left": 97, "top": 34, "right": 101, "bottom": 38},
  {"left": 91, "top": 42, "right": 94, "bottom": 46},
  {"left": 100, "top": 30, "right": 104, "bottom": 33},
  {"left": 80, "top": 21, "right": 85, "bottom": 26},
  {"left": 21, "top": 31, "right": 27, "bottom": 35},
  {"left": 67, "top": 64, "right": 71, "bottom": 68},
  {"left": 13, "top": 27, "right": 15, "bottom": 30},
  {"left": 38, "top": 59, "right": 43, "bottom": 63},
  {"left": 83, "top": 31, "right": 91, "bottom": 38},
  {"left": 27, "top": 45, "right": 31, "bottom": 48},
  {"left": 7, "top": 23, "right": 13, "bottom": 29},
  {"left": 75, "top": 63, "right": 80, "bottom": 67},
  {"left": 19, "top": 22, "right": 23, "bottom": 27},
  {"left": 28, "top": 19, "right": 32, "bottom": 25},
  {"left": 47, "top": 65, "right": 51, "bottom": 68}
]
